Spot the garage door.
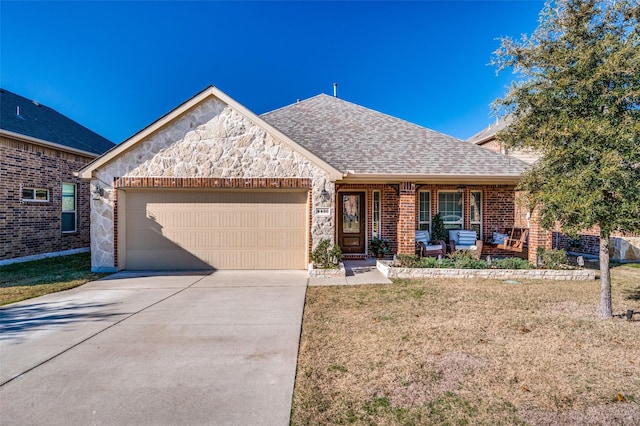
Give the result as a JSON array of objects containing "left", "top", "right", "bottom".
[{"left": 122, "top": 190, "right": 308, "bottom": 270}]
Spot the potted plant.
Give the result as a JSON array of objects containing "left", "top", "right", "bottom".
[
  {"left": 431, "top": 213, "right": 447, "bottom": 242},
  {"left": 368, "top": 236, "right": 391, "bottom": 258}
]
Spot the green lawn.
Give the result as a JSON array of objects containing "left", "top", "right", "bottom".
[{"left": 0, "top": 252, "right": 109, "bottom": 306}]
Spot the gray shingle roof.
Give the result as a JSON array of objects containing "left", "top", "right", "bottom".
[
  {"left": 467, "top": 119, "right": 509, "bottom": 145},
  {"left": 261, "top": 94, "right": 528, "bottom": 177},
  {"left": 0, "top": 88, "right": 114, "bottom": 155}
]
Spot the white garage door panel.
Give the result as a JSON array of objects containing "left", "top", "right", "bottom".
[{"left": 124, "top": 190, "right": 308, "bottom": 270}]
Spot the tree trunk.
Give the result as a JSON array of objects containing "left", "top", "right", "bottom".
[{"left": 599, "top": 233, "right": 612, "bottom": 318}]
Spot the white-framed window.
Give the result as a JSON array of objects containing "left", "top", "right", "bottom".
[
  {"left": 22, "top": 187, "right": 50, "bottom": 202},
  {"left": 418, "top": 190, "right": 431, "bottom": 231},
  {"left": 372, "top": 190, "right": 381, "bottom": 238},
  {"left": 470, "top": 190, "right": 482, "bottom": 240},
  {"left": 61, "top": 183, "right": 76, "bottom": 233},
  {"left": 438, "top": 191, "right": 463, "bottom": 230}
]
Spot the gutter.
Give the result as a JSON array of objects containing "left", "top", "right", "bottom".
[{"left": 0, "top": 129, "right": 100, "bottom": 158}]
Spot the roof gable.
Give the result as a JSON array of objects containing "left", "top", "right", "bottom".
[
  {"left": 78, "top": 86, "right": 342, "bottom": 180},
  {"left": 262, "top": 94, "right": 529, "bottom": 181},
  {"left": 0, "top": 88, "right": 114, "bottom": 155}
]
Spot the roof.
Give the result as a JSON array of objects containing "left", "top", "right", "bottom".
[
  {"left": 467, "top": 119, "right": 509, "bottom": 145},
  {"left": 78, "top": 86, "right": 342, "bottom": 180},
  {"left": 0, "top": 88, "right": 114, "bottom": 156},
  {"left": 261, "top": 94, "right": 529, "bottom": 182}
]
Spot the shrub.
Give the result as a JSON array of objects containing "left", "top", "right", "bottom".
[
  {"left": 491, "top": 257, "right": 532, "bottom": 270},
  {"left": 368, "top": 237, "right": 391, "bottom": 257},
  {"left": 448, "top": 251, "right": 487, "bottom": 269},
  {"left": 538, "top": 248, "right": 569, "bottom": 269},
  {"left": 311, "top": 239, "right": 343, "bottom": 269}
]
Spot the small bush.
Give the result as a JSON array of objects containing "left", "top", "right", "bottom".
[
  {"left": 448, "top": 251, "right": 487, "bottom": 269},
  {"left": 539, "top": 248, "right": 569, "bottom": 269},
  {"left": 491, "top": 257, "right": 532, "bottom": 269},
  {"left": 312, "top": 239, "right": 343, "bottom": 269}
]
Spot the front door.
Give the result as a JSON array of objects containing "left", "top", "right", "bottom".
[{"left": 338, "top": 192, "right": 366, "bottom": 253}]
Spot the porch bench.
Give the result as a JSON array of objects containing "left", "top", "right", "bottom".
[
  {"left": 415, "top": 230, "right": 446, "bottom": 258},
  {"left": 448, "top": 230, "right": 483, "bottom": 259}
]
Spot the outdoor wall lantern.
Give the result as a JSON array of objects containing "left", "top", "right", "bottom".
[{"left": 92, "top": 184, "right": 104, "bottom": 200}]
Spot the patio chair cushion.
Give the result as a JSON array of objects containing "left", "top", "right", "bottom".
[
  {"left": 457, "top": 230, "right": 477, "bottom": 246},
  {"left": 492, "top": 232, "right": 509, "bottom": 244},
  {"left": 415, "top": 230, "right": 430, "bottom": 244}
]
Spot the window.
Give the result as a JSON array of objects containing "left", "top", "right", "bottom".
[
  {"left": 372, "top": 190, "right": 381, "bottom": 238},
  {"left": 22, "top": 187, "right": 49, "bottom": 202},
  {"left": 418, "top": 190, "right": 431, "bottom": 231},
  {"left": 470, "top": 191, "right": 482, "bottom": 239},
  {"left": 438, "top": 191, "right": 463, "bottom": 230},
  {"left": 62, "top": 183, "right": 76, "bottom": 233}
]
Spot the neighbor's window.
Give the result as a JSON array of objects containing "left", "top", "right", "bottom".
[
  {"left": 418, "top": 190, "right": 431, "bottom": 231},
  {"left": 62, "top": 183, "right": 76, "bottom": 233},
  {"left": 372, "top": 190, "right": 381, "bottom": 238},
  {"left": 438, "top": 191, "right": 463, "bottom": 230},
  {"left": 470, "top": 190, "right": 482, "bottom": 239},
  {"left": 22, "top": 187, "right": 50, "bottom": 202}
]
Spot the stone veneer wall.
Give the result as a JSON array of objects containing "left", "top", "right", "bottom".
[
  {"left": 377, "top": 260, "right": 596, "bottom": 281},
  {"left": 89, "top": 97, "right": 334, "bottom": 271}
]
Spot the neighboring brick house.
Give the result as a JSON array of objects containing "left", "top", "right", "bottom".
[
  {"left": 468, "top": 120, "right": 640, "bottom": 262},
  {"left": 1, "top": 89, "right": 114, "bottom": 264},
  {"left": 79, "top": 86, "right": 540, "bottom": 272}
]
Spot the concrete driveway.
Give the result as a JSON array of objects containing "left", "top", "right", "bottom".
[{"left": 0, "top": 270, "right": 308, "bottom": 426}]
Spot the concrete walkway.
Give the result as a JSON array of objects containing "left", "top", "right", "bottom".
[
  {"left": 0, "top": 270, "right": 307, "bottom": 426},
  {"left": 308, "top": 259, "right": 392, "bottom": 286}
]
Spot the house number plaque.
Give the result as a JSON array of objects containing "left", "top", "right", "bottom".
[{"left": 315, "top": 207, "right": 331, "bottom": 216}]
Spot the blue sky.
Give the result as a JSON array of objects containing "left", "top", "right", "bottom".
[{"left": 1, "top": 1, "right": 544, "bottom": 144}]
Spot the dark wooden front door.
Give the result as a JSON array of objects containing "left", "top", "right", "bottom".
[{"left": 338, "top": 192, "right": 366, "bottom": 253}]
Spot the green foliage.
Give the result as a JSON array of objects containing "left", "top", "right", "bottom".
[
  {"left": 395, "top": 253, "right": 537, "bottom": 270},
  {"left": 493, "top": 0, "right": 640, "bottom": 237},
  {"left": 538, "top": 248, "right": 570, "bottom": 269},
  {"left": 447, "top": 250, "right": 488, "bottom": 269},
  {"left": 491, "top": 257, "right": 532, "bottom": 270},
  {"left": 368, "top": 237, "right": 391, "bottom": 257},
  {"left": 431, "top": 213, "right": 447, "bottom": 241},
  {"left": 492, "top": 0, "right": 640, "bottom": 316},
  {"left": 311, "top": 238, "right": 343, "bottom": 269}
]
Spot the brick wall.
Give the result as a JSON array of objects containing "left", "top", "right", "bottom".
[
  {"left": 336, "top": 183, "right": 519, "bottom": 257},
  {"left": 0, "top": 136, "right": 94, "bottom": 260}
]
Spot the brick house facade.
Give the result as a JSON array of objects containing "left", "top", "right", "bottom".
[
  {"left": 80, "top": 86, "right": 534, "bottom": 272},
  {"left": 469, "top": 120, "right": 640, "bottom": 262},
  {"left": 1, "top": 89, "right": 114, "bottom": 263}
]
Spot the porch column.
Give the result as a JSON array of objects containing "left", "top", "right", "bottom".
[
  {"left": 527, "top": 207, "right": 553, "bottom": 265},
  {"left": 397, "top": 182, "right": 416, "bottom": 255}
]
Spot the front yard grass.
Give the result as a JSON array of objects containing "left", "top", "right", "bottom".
[
  {"left": 292, "top": 265, "right": 640, "bottom": 425},
  {"left": 0, "top": 252, "right": 109, "bottom": 306}
]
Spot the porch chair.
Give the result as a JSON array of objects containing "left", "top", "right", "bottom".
[
  {"left": 448, "top": 229, "right": 483, "bottom": 259},
  {"left": 415, "top": 230, "right": 446, "bottom": 258},
  {"left": 497, "top": 228, "right": 529, "bottom": 253}
]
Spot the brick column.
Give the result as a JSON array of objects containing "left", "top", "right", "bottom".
[
  {"left": 397, "top": 182, "right": 416, "bottom": 255},
  {"left": 527, "top": 206, "right": 553, "bottom": 265}
]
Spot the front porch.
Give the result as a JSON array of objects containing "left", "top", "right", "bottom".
[{"left": 334, "top": 182, "right": 546, "bottom": 265}]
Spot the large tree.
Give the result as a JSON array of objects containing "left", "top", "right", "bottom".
[{"left": 492, "top": 0, "right": 640, "bottom": 317}]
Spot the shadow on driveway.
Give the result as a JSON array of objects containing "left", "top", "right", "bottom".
[{"left": 0, "top": 301, "right": 120, "bottom": 340}]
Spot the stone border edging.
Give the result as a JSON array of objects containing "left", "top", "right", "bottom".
[
  {"left": 376, "top": 260, "right": 596, "bottom": 281},
  {"left": 308, "top": 262, "right": 346, "bottom": 278}
]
